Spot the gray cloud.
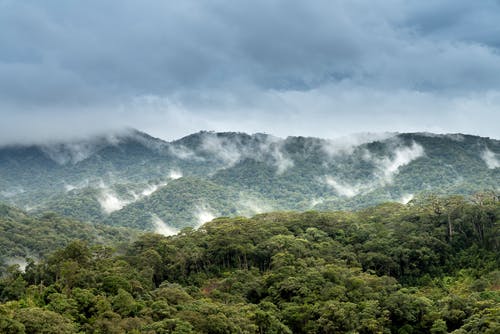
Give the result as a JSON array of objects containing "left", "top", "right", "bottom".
[{"left": 1, "top": 0, "right": 499, "bottom": 143}]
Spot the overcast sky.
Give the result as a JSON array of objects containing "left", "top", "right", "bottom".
[{"left": 1, "top": 0, "right": 499, "bottom": 143}]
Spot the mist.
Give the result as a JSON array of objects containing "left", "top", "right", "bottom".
[
  {"left": 97, "top": 180, "right": 168, "bottom": 214},
  {"left": 169, "top": 169, "right": 183, "bottom": 180},
  {"left": 4, "top": 257, "right": 32, "bottom": 272},
  {"left": 399, "top": 194, "right": 414, "bottom": 205},
  {"left": 324, "top": 177, "right": 364, "bottom": 198},
  {"left": 151, "top": 215, "right": 179, "bottom": 236},
  {"left": 1, "top": 1, "right": 500, "bottom": 143},
  {"left": 481, "top": 148, "right": 500, "bottom": 169},
  {"left": 372, "top": 142, "right": 425, "bottom": 183},
  {"left": 237, "top": 195, "right": 274, "bottom": 216},
  {"left": 194, "top": 205, "right": 217, "bottom": 228},
  {"left": 98, "top": 189, "right": 128, "bottom": 214},
  {"left": 321, "top": 132, "right": 396, "bottom": 157}
]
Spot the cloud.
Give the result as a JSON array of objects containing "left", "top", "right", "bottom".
[
  {"left": 169, "top": 169, "right": 183, "bottom": 180},
  {"left": 398, "top": 193, "right": 414, "bottom": 204},
  {"left": 4, "top": 257, "right": 31, "bottom": 272},
  {"left": 151, "top": 215, "right": 179, "bottom": 236},
  {"left": 324, "top": 176, "right": 364, "bottom": 198},
  {"left": 323, "top": 141, "right": 425, "bottom": 197},
  {"left": 176, "top": 132, "right": 294, "bottom": 173},
  {"left": 237, "top": 194, "right": 274, "bottom": 216},
  {"left": 140, "top": 181, "right": 167, "bottom": 197},
  {"left": 194, "top": 204, "right": 216, "bottom": 228},
  {"left": 98, "top": 189, "right": 128, "bottom": 214},
  {"left": 199, "top": 133, "right": 245, "bottom": 166},
  {"left": 97, "top": 180, "right": 168, "bottom": 214},
  {"left": 321, "top": 132, "right": 396, "bottom": 157},
  {"left": 481, "top": 148, "right": 500, "bottom": 169},
  {"left": 1, "top": 0, "right": 500, "bottom": 142},
  {"left": 371, "top": 141, "right": 425, "bottom": 182}
]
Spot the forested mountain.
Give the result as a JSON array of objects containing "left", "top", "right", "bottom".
[
  {"left": 0, "top": 130, "right": 498, "bottom": 230},
  {"left": 0, "top": 204, "right": 138, "bottom": 269},
  {"left": 0, "top": 195, "right": 498, "bottom": 333}
]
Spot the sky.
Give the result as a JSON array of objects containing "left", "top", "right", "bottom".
[{"left": 1, "top": 0, "right": 499, "bottom": 143}]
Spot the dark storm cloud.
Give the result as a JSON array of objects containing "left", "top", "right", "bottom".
[{"left": 0, "top": 0, "right": 499, "bottom": 142}]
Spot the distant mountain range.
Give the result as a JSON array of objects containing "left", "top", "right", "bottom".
[{"left": 0, "top": 129, "right": 498, "bottom": 231}]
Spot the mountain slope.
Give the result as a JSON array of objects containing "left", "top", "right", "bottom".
[
  {"left": 0, "top": 204, "right": 138, "bottom": 269},
  {"left": 0, "top": 130, "right": 498, "bottom": 230}
]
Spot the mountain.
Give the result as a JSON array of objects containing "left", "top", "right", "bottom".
[
  {"left": 0, "top": 203, "right": 138, "bottom": 269},
  {"left": 0, "top": 130, "right": 498, "bottom": 230},
  {"left": 0, "top": 196, "right": 498, "bottom": 333}
]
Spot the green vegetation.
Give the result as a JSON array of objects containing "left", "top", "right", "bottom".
[
  {"left": 1, "top": 194, "right": 498, "bottom": 333},
  {"left": 0, "top": 204, "right": 138, "bottom": 268},
  {"left": 1, "top": 131, "right": 498, "bottom": 230},
  {"left": 106, "top": 177, "right": 267, "bottom": 229}
]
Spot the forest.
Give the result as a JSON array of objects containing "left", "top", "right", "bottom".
[{"left": 0, "top": 193, "right": 498, "bottom": 333}]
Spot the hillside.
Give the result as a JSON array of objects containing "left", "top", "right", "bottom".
[
  {"left": 0, "top": 195, "right": 498, "bottom": 333},
  {"left": 0, "top": 204, "right": 138, "bottom": 269},
  {"left": 0, "top": 130, "right": 498, "bottom": 230}
]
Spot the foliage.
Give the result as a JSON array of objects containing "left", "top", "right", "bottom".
[
  {"left": 0, "top": 204, "right": 138, "bottom": 270},
  {"left": 0, "top": 195, "right": 498, "bottom": 333},
  {"left": 1, "top": 131, "right": 499, "bottom": 230}
]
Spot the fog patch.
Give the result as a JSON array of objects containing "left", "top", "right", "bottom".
[
  {"left": 398, "top": 193, "right": 414, "bottom": 204},
  {"left": 5, "top": 257, "right": 31, "bottom": 272},
  {"left": 98, "top": 189, "right": 129, "bottom": 214},
  {"left": 169, "top": 169, "right": 183, "bottom": 179},
  {"left": 194, "top": 205, "right": 217, "bottom": 228},
  {"left": 0, "top": 187, "right": 25, "bottom": 198},
  {"left": 310, "top": 198, "right": 324, "bottom": 207},
  {"left": 322, "top": 132, "right": 396, "bottom": 157},
  {"left": 201, "top": 134, "right": 243, "bottom": 166},
  {"left": 238, "top": 195, "right": 274, "bottom": 216},
  {"left": 98, "top": 179, "right": 169, "bottom": 213},
  {"left": 372, "top": 141, "right": 425, "bottom": 182},
  {"left": 63, "top": 179, "right": 90, "bottom": 192},
  {"left": 64, "top": 184, "right": 77, "bottom": 192},
  {"left": 151, "top": 215, "right": 179, "bottom": 236},
  {"left": 259, "top": 138, "right": 294, "bottom": 174},
  {"left": 39, "top": 133, "right": 125, "bottom": 165},
  {"left": 481, "top": 148, "right": 500, "bottom": 169},
  {"left": 418, "top": 132, "right": 465, "bottom": 142},
  {"left": 168, "top": 145, "right": 202, "bottom": 160},
  {"left": 197, "top": 132, "right": 294, "bottom": 174},
  {"left": 140, "top": 181, "right": 168, "bottom": 197},
  {"left": 324, "top": 176, "right": 364, "bottom": 197}
]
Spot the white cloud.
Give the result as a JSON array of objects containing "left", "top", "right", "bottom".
[
  {"left": 237, "top": 195, "right": 274, "bottom": 216},
  {"left": 321, "top": 132, "right": 396, "bottom": 157},
  {"left": 481, "top": 148, "right": 500, "bottom": 169},
  {"left": 324, "top": 176, "right": 364, "bottom": 198},
  {"left": 372, "top": 141, "right": 425, "bottom": 182},
  {"left": 194, "top": 204, "right": 216, "bottom": 228},
  {"left": 398, "top": 193, "right": 414, "bottom": 204},
  {"left": 169, "top": 169, "right": 183, "bottom": 179},
  {"left": 151, "top": 215, "right": 179, "bottom": 236},
  {"left": 98, "top": 189, "right": 128, "bottom": 214}
]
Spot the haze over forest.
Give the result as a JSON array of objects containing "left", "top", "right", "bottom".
[{"left": 0, "top": 1, "right": 499, "bottom": 333}]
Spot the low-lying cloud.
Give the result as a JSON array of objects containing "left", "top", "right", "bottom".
[
  {"left": 151, "top": 215, "right": 179, "bottom": 236},
  {"left": 194, "top": 204, "right": 217, "bottom": 228},
  {"left": 98, "top": 190, "right": 128, "bottom": 214},
  {"left": 398, "top": 193, "right": 414, "bottom": 204},
  {"left": 1, "top": 1, "right": 499, "bottom": 143},
  {"left": 324, "top": 176, "right": 365, "bottom": 198},
  {"left": 168, "top": 169, "right": 183, "bottom": 180},
  {"left": 481, "top": 148, "right": 500, "bottom": 169},
  {"left": 323, "top": 141, "right": 425, "bottom": 197},
  {"left": 372, "top": 141, "right": 425, "bottom": 182}
]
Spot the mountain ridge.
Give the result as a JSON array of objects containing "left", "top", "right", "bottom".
[{"left": 1, "top": 129, "right": 498, "bottom": 230}]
